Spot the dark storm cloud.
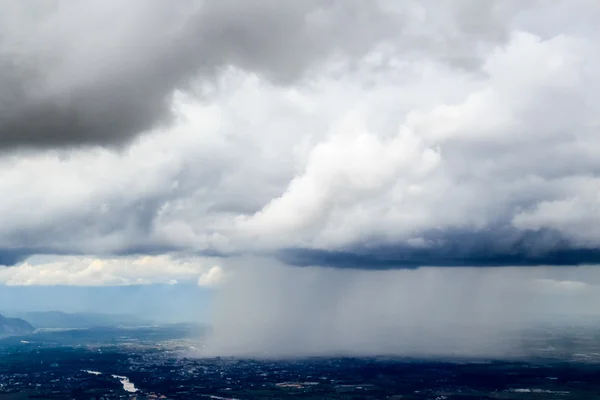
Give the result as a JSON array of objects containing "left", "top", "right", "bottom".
[
  {"left": 0, "top": 0, "right": 396, "bottom": 148},
  {"left": 0, "top": 0, "right": 519, "bottom": 149},
  {"left": 0, "top": 250, "right": 29, "bottom": 267},
  {"left": 279, "top": 228, "right": 600, "bottom": 269}
]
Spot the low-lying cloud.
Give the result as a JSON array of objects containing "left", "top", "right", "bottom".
[{"left": 0, "top": 255, "right": 223, "bottom": 287}]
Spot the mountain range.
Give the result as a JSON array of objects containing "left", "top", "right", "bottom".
[
  {"left": 2, "top": 311, "right": 152, "bottom": 329},
  {"left": 0, "top": 314, "right": 35, "bottom": 337}
]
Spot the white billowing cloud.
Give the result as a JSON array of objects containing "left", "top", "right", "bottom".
[
  {"left": 229, "top": 28, "right": 600, "bottom": 252},
  {"left": 236, "top": 114, "right": 441, "bottom": 248},
  {"left": 0, "top": 255, "right": 224, "bottom": 286},
  {"left": 198, "top": 265, "right": 225, "bottom": 287}
]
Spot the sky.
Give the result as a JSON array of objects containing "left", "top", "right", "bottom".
[
  {"left": 2, "top": 0, "right": 600, "bottom": 355},
  {"left": 0, "top": 283, "right": 213, "bottom": 323}
]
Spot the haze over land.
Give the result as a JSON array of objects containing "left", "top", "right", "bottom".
[{"left": 2, "top": 0, "right": 600, "bottom": 357}]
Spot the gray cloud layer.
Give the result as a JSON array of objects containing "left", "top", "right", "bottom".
[
  {"left": 0, "top": 0, "right": 525, "bottom": 149},
  {"left": 0, "top": 0, "right": 398, "bottom": 148},
  {"left": 280, "top": 228, "right": 600, "bottom": 269},
  {"left": 2, "top": 1, "right": 600, "bottom": 270}
]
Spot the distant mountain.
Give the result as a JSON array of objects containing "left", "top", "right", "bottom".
[
  {"left": 6, "top": 311, "right": 153, "bottom": 329},
  {"left": 0, "top": 314, "right": 35, "bottom": 337}
]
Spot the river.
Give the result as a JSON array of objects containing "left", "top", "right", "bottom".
[{"left": 83, "top": 370, "right": 138, "bottom": 393}]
